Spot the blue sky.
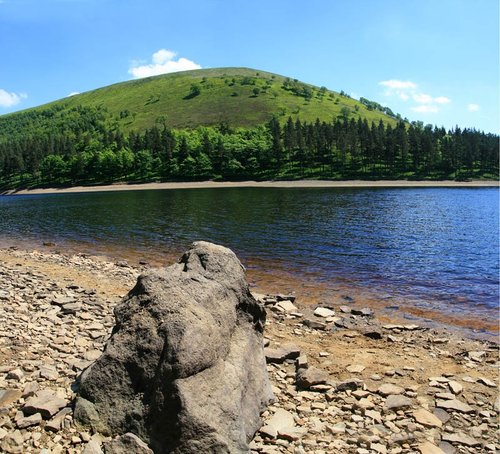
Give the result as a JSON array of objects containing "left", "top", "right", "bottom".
[{"left": 0, "top": 0, "right": 498, "bottom": 133}]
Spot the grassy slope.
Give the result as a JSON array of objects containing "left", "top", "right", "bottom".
[{"left": 10, "top": 67, "right": 397, "bottom": 132}]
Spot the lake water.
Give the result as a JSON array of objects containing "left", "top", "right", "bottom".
[{"left": 0, "top": 187, "right": 498, "bottom": 336}]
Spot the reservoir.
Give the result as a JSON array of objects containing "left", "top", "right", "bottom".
[{"left": 0, "top": 186, "right": 498, "bottom": 336}]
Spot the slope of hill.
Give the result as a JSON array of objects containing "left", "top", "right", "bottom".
[
  {"left": 0, "top": 67, "right": 497, "bottom": 189},
  {"left": 1, "top": 67, "right": 397, "bottom": 134}
]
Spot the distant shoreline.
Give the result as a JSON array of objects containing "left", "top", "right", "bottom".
[{"left": 3, "top": 179, "right": 499, "bottom": 195}]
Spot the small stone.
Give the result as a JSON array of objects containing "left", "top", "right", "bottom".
[
  {"left": 346, "top": 364, "right": 365, "bottom": 373},
  {"left": 313, "top": 307, "right": 335, "bottom": 318},
  {"left": 418, "top": 441, "right": 447, "bottom": 454},
  {"left": 23, "top": 389, "right": 67, "bottom": 419},
  {"left": 265, "top": 344, "right": 301, "bottom": 363},
  {"left": 412, "top": 408, "right": 442, "bottom": 428},
  {"left": 82, "top": 439, "right": 104, "bottom": 454},
  {"left": 39, "top": 365, "right": 59, "bottom": 380},
  {"left": 6, "top": 369, "right": 24, "bottom": 381},
  {"left": 275, "top": 300, "right": 298, "bottom": 313},
  {"left": 104, "top": 433, "right": 153, "bottom": 453},
  {"left": 377, "top": 383, "right": 404, "bottom": 396},
  {"left": 478, "top": 377, "right": 496, "bottom": 388},
  {"left": 0, "top": 389, "right": 22, "bottom": 406},
  {"left": 296, "top": 366, "right": 329, "bottom": 389},
  {"left": 1, "top": 430, "right": 24, "bottom": 454},
  {"left": 302, "top": 319, "right": 326, "bottom": 330},
  {"left": 435, "top": 399, "right": 474, "bottom": 413},
  {"left": 384, "top": 394, "right": 412, "bottom": 410},
  {"left": 448, "top": 381, "right": 462, "bottom": 395},
  {"left": 441, "top": 432, "right": 481, "bottom": 447},
  {"left": 17, "top": 412, "right": 42, "bottom": 429}
]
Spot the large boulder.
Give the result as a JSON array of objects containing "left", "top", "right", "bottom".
[{"left": 74, "top": 241, "right": 274, "bottom": 453}]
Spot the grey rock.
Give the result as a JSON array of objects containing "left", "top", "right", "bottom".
[
  {"left": 441, "top": 432, "right": 481, "bottom": 447},
  {"left": 384, "top": 395, "right": 413, "bottom": 410},
  {"left": 0, "top": 389, "right": 22, "bottom": 407},
  {"left": 313, "top": 307, "right": 335, "bottom": 318},
  {"left": 23, "top": 389, "right": 67, "bottom": 419},
  {"left": 302, "top": 319, "right": 326, "bottom": 330},
  {"left": 435, "top": 399, "right": 474, "bottom": 413},
  {"left": 82, "top": 439, "right": 104, "bottom": 454},
  {"left": 0, "top": 430, "right": 24, "bottom": 453},
  {"left": 296, "top": 366, "right": 329, "bottom": 389},
  {"left": 75, "top": 242, "right": 273, "bottom": 454},
  {"left": 265, "top": 344, "right": 301, "bottom": 363},
  {"left": 104, "top": 433, "right": 153, "bottom": 454},
  {"left": 16, "top": 412, "right": 42, "bottom": 429},
  {"left": 336, "top": 378, "right": 363, "bottom": 391}
]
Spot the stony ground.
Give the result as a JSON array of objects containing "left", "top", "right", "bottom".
[{"left": 0, "top": 248, "right": 498, "bottom": 454}]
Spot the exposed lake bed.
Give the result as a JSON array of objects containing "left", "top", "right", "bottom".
[{"left": 0, "top": 245, "right": 498, "bottom": 453}]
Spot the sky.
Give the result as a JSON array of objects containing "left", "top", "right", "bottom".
[{"left": 0, "top": 0, "right": 498, "bottom": 133}]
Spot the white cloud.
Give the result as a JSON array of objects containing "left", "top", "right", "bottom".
[
  {"left": 411, "top": 105, "right": 438, "bottom": 113},
  {"left": 467, "top": 103, "right": 480, "bottom": 112},
  {"left": 0, "top": 89, "right": 27, "bottom": 108},
  {"left": 67, "top": 91, "right": 80, "bottom": 97},
  {"left": 379, "top": 79, "right": 417, "bottom": 89},
  {"left": 129, "top": 49, "right": 201, "bottom": 79},
  {"left": 434, "top": 96, "right": 450, "bottom": 104},
  {"left": 379, "top": 79, "right": 451, "bottom": 113},
  {"left": 413, "top": 93, "right": 433, "bottom": 104}
]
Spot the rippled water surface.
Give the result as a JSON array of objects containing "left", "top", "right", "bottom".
[{"left": 0, "top": 187, "right": 498, "bottom": 332}]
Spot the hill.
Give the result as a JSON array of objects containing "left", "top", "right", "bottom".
[
  {"left": 0, "top": 67, "right": 497, "bottom": 189},
  {"left": 1, "top": 67, "right": 397, "bottom": 134}
]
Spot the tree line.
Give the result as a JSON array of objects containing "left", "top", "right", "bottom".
[{"left": 0, "top": 104, "right": 497, "bottom": 188}]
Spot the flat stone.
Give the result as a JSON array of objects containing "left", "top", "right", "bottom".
[
  {"left": 377, "top": 383, "right": 404, "bottom": 396},
  {"left": 418, "top": 441, "right": 447, "bottom": 454},
  {"left": 339, "top": 306, "right": 351, "bottom": 313},
  {"left": 275, "top": 300, "right": 298, "bottom": 313},
  {"left": 6, "top": 369, "right": 24, "bottom": 381},
  {"left": 103, "top": 432, "right": 153, "bottom": 454},
  {"left": 413, "top": 408, "right": 442, "bottom": 428},
  {"left": 39, "top": 365, "right": 59, "bottom": 380},
  {"left": 277, "top": 427, "right": 308, "bottom": 441},
  {"left": 351, "top": 307, "right": 373, "bottom": 317},
  {"left": 82, "top": 439, "right": 104, "bottom": 454},
  {"left": 435, "top": 399, "right": 474, "bottom": 413},
  {"left": 313, "top": 307, "right": 335, "bottom": 318},
  {"left": 0, "top": 430, "right": 24, "bottom": 454},
  {"left": 384, "top": 394, "right": 413, "bottom": 410},
  {"left": 361, "top": 327, "right": 383, "bottom": 339},
  {"left": 296, "top": 365, "right": 329, "bottom": 389},
  {"left": 448, "top": 381, "right": 462, "bottom": 395},
  {"left": 336, "top": 378, "right": 363, "bottom": 391},
  {"left": 17, "top": 412, "right": 42, "bottom": 429},
  {"left": 478, "top": 377, "right": 496, "bottom": 388},
  {"left": 265, "top": 344, "right": 301, "bottom": 363},
  {"left": 23, "top": 389, "right": 67, "bottom": 419},
  {"left": 0, "top": 389, "right": 22, "bottom": 407},
  {"left": 265, "top": 408, "right": 295, "bottom": 436},
  {"left": 441, "top": 432, "right": 481, "bottom": 447},
  {"left": 433, "top": 408, "right": 451, "bottom": 424},
  {"left": 302, "top": 319, "right": 326, "bottom": 330},
  {"left": 346, "top": 364, "right": 365, "bottom": 373}
]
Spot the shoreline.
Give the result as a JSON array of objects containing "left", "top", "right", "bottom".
[
  {"left": 1, "top": 243, "right": 497, "bottom": 340},
  {"left": 3, "top": 178, "right": 499, "bottom": 195}
]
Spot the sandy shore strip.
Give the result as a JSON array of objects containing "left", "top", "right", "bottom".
[{"left": 3, "top": 179, "right": 499, "bottom": 195}]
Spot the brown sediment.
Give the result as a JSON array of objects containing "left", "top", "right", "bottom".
[{"left": 0, "top": 239, "right": 497, "bottom": 338}]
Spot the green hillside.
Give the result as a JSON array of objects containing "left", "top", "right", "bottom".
[
  {"left": 8, "top": 67, "right": 398, "bottom": 132},
  {"left": 0, "top": 67, "right": 497, "bottom": 190}
]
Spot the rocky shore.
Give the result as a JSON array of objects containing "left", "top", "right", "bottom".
[{"left": 0, "top": 247, "right": 498, "bottom": 454}]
